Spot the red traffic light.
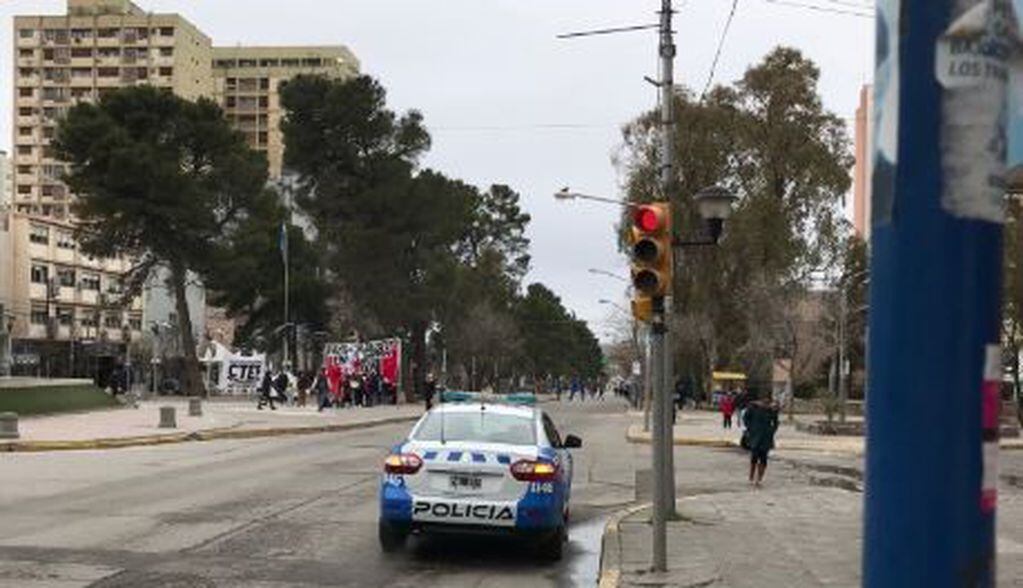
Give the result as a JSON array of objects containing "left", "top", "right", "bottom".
[{"left": 633, "top": 205, "right": 667, "bottom": 233}]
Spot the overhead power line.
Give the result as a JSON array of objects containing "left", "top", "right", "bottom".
[
  {"left": 701, "top": 0, "right": 740, "bottom": 101},
  {"left": 763, "top": 0, "right": 874, "bottom": 18}
]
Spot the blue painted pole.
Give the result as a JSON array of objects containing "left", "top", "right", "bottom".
[{"left": 864, "top": 1, "right": 1007, "bottom": 586}]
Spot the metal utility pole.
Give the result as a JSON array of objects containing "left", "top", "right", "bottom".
[
  {"left": 837, "top": 284, "right": 847, "bottom": 424},
  {"left": 649, "top": 0, "right": 675, "bottom": 573},
  {"left": 864, "top": 1, "right": 1007, "bottom": 585}
]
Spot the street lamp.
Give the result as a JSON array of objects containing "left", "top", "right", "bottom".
[{"left": 694, "top": 185, "right": 739, "bottom": 244}]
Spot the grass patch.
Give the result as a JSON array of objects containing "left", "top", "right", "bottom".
[{"left": 0, "top": 385, "right": 119, "bottom": 416}]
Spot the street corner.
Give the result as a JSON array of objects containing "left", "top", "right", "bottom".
[{"left": 598, "top": 502, "right": 652, "bottom": 588}]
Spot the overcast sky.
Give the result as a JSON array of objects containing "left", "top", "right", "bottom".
[{"left": 0, "top": 0, "right": 874, "bottom": 341}]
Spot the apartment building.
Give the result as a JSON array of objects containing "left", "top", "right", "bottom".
[
  {"left": 853, "top": 84, "right": 873, "bottom": 243},
  {"left": 8, "top": 0, "right": 212, "bottom": 377},
  {"left": 212, "top": 46, "right": 359, "bottom": 178},
  {"left": 0, "top": 150, "right": 11, "bottom": 209},
  {"left": 7, "top": 0, "right": 359, "bottom": 376}
]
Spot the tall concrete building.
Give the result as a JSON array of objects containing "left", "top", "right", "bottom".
[
  {"left": 0, "top": 150, "right": 11, "bottom": 209},
  {"left": 852, "top": 84, "right": 873, "bottom": 243},
  {"left": 212, "top": 46, "right": 359, "bottom": 178},
  {"left": 6, "top": 0, "right": 358, "bottom": 376}
]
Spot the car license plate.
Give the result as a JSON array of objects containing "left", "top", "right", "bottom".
[{"left": 450, "top": 474, "right": 482, "bottom": 490}]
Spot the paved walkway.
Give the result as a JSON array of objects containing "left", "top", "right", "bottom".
[
  {"left": 5, "top": 399, "right": 424, "bottom": 449},
  {"left": 627, "top": 410, "right": 1023, "bottom": 455}
]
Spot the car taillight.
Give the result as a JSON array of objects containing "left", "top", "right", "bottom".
[
  {"left": 384, "top": 453, "right": 423, "bottom": 475},
  {"left": 510, "top": 459, "right": 559, "bottom": 482}
]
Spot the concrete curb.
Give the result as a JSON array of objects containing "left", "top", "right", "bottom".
[
  {"left": 0, "top": 414, "right": 421, "bottom": 453},
  {"left": 597, "top": 502, "right": 652, "bottom": 588},
  {"left": 625, "top": 426, "right": 1023, "bottom": 454}
]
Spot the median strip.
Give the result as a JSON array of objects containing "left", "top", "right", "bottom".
[{"left": 0, "top": 414, "right": 421, "bottom": 453}]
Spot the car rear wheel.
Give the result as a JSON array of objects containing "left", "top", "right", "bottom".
[
  {"left": 378, "top": 521, "right": 408, "bottom": 553},
  {"left": 538, "top": 525, "right": 566, "bottom": 562}
]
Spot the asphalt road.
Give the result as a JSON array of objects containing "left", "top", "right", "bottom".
[{"left": 0, "top": 401, "right": 639, "bottom": 588}]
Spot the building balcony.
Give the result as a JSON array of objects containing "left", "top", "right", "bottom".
[
  {"left": 95, "top": 36, "right": 121, "bottom": 47},
  {"left": 16, "top": 37, "right": 38, "bottom": 48},
  {"left": 70, "top": 57, "right": 95, "bottom": 67}
]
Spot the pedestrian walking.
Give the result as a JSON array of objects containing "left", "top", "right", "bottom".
[
  {"left": 297, "top": 371, "right": 313, "bottom": 407},
  {"left": 721, "top": 392, "right": 736, "bottom": 429},
  {"left": 569, "top": 376, "right": 582, "bottom": 401},
  {"left": 423, "top": 372, "right": 437, "bottom": 411},
  {"left": 257, "top": 371, "right": 277, "bottom": 410},
  {"left": 741, "top": 393, "right": 779, "bottom": 488},
  {"left": 314, "top": 368, "right": 330, "bottom": 412},
  {"left": 273, "top": 370, "right": 289, "bottom": 407}
]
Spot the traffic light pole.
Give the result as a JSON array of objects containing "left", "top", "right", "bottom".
[
  {"left": 650, "top": 0, "right": 676, "bottom": 573},
  {"left": 649, "top": 296, "right": 668, "bottom": 573},
  {"left": 864, "top": 1, "right": 1006, "bottom": 585}
]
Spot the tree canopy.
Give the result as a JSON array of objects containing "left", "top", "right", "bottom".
[
  {"left": 54, "top": 85, "right": 271, "bottom": 395},
  {"left": 618, "top": 47, "right": 853, "bottom": 389}
]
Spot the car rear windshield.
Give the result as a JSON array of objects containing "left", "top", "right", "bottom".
[{"left": 413, "top": 411, "right": 536, "bottom": 445}]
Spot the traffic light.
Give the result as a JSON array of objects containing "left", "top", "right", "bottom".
[{"left": 630, "top": 203, "right": 673, "bottom": 320}]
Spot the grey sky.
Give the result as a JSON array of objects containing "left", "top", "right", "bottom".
[{"left": 0, "top": 0, "right": 874, "bottom": 340}]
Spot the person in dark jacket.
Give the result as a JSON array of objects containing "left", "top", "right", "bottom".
[
  {"left": 314, "top": 368, "right": 330, "bottom": 412},
  {"left": 257, "top": 371, "right": 276, "bottom": 410},
  {"left": 273, "top": 371, "right": 289, "bottom": 406},
  {"left": 743, "top": 394, "right": 779, "bottom": 487},
  {"left": 423, "top": 372, "right": 437, "bottom": 411}
]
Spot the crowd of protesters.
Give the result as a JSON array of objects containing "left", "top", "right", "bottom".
[{"left": 256, "top": 365, "right": 399, "bottom": 411}]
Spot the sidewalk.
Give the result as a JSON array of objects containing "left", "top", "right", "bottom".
[
  {"left": 626, "top": 410, "right": 1023, "bottom": 455},
  {"left": 1, "top": 399, "right": 423, "bottom": 451},
  {"left": 600, "top": 487, "right": 863, "bottom": 588}
]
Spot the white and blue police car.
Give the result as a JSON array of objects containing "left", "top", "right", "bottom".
[{"left": 378, "top": 393, "right": 582, "bottom": 560}]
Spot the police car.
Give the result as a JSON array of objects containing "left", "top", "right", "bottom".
[{"left": 378, "top": 393, "right": 582, "bottom": 560}]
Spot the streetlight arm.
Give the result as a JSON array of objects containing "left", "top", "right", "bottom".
[{"left": 554, "top": 189, "right": 637, "bottom": 208}]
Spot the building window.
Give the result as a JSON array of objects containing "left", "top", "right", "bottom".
[
  {"left": 159, "top": 27, "right": 174, "bottom": 36},
  {"left": 57, "top": 267, "right": 75, "bottom": 287},
  {"left": 18, "top": 127, "right": 32, "bottom": 136},
  {"left": 129, "top": 317, "right": 142, "bottom": 331},
  {"left": 103, "top": 314, "right": 121, "bottom": 328},
  {"left": 159, "top": 67, "right": 173, "bottom": 77},
  {"left": 259, "top": 59, "right": 279, "bottom": 67},
  {"left": 19, "top": 49, "right": 34, "bottom": 58},
  {"left": 80, "top": 273, "right": 101, "bottom": 291},
  {"left": 57, "top": 307, "right": 74, "bottom": 326},
  {"left": 31, "top": 308, "right": 49, "bottom": 325},
  {"left": 238, "top": 59, "right": 257, "bottom": 68},
  {"left": 71, "top": 47, "right": 92, "bottom": 58},
  {"left": 56, "top": 231, "right": 75, "bottom": 249},
  {"left": 17, "top": 146, "right": 33, "bottom": 156},
  {"left": 70, "top": 28, "right": 92, "bottom": 40},
  {"left": 225, "top": 96, "right": 236, "bottom": 108},
  {"left": 258, "top": 131, "right": 268, "bottom": 145},
  {"left": 17, "top": 165, "right": 32, "bottom": 174},
  {"left": 19, "top": 67, "right": 36, "bottom": 77},
  {"left": 107, "top": 276, "right": 122, "bottom": 294},
  {"left": 80, "top": 314, "right": 98, "bottom": 328},
  {"left": 30, "top": 225, "right": 49, "bottom": 245},
  {"left": 302, "top": 58, "right": 322, "bottom": 67},
  {"left": 19, "top": 107, "right": 34, "bottom": 116},
  {"left": 31, "top": 264, "right": 49, "bottom": 284},
  {"left": 71, "top": 67, "right": 92, "bottom": 78},
  {"left": 281, "top": 58, "right": 299, "bottom": 67},
  {"left": 19, "top": 29, "right": 35, "bottom": 39},
  {"left": 214, "top": 59, "right": 236, "bottom": 68},
  {"left": 97, "top": 47, "right": 119, "bottom": 58},
  {"left": 97, "top": 28, "right": 118, "bottom": 38},
  {"left": 97, "top": 67, "right": 118, "bottom": 78},
  {"left": 17, "top": 184, "right": 32, "bottom": 193},
  {"left": 258, "top": 96, "right": 269, "bottom": 108},
  {"left": 159, "top": 47, "right": 173, "bottom": 57},
  {"left": 19, "top": 87, "right": 33, "bottom": 97}
]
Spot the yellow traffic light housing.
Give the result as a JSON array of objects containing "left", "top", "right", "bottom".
[{"left": 630, "top": 203, "right": 673, "bottom": 307}]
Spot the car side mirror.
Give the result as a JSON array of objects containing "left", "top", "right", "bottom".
[{"left": 563, "top": 434, "right": 582, "bottom": 449}]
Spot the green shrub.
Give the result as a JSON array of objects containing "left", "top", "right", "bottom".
[{"left": 0, "top": 385, "right": 119, "bottom": 416}]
